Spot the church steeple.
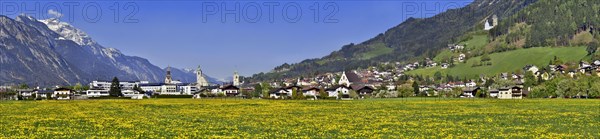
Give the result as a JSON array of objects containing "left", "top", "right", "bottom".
[
  {"left": 196, "top": 65, "right": 209, "bottom": 87},
  {"left": 165, "top": 66, "right": 173, "bottom": 84},
  {"left": 233, "top": 71, "right": 240, "bottom": 86}
]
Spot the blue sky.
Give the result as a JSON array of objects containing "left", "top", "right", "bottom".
[{"left": 2, "top": 0, "right": 471, "bottom": 80}]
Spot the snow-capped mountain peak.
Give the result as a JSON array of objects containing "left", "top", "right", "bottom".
[{"left": 39, "top": 18, "right": 96, "bottom": 46}]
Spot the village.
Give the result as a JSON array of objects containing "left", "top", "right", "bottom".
[{"left": 2, "top": 51, "right": 600, "bottom": 101}]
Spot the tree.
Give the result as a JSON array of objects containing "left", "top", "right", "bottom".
[
  {"left": 449, "top": 88, "right": 463, "bottom": 98},
  {"left": 253, "top": 84, "right": 262, "bottom": 98},
  {"left": 412, "top": 81, "right": 420, "bottom": 95},
  {"left": 589, "top": 79, "right": 600, "bottom": 98},
  {"left": 318, "top": 89, "right": 329, "bottom": 99},
  {"left": 18, "top": 83, "right": 29, "bottom": 89},
  {"left": 261, "top": 83, "right": 272, "bottom": 99},
  {"left": 109, "top": 77, "right": 122, "bottom": 97},
  {"left": 397, "top": 85, "right": 413, "bottom": 97},
  {"left": 73, "top": 83, "right": 83, "bottom": 91},
  {"left": 586, "top": 40, "right": 599, "bottom": 55},
  {"left": 241, "top": 89, "right": 252, "bottom": 98},
  {"left": 292, "top": 88, "right": 304, "bottom": 100},
  {"left": 523, "top": 71, "right": 537, "bottom": 88},
  {"left": 434, "top": 71, "right": 443, "bottom": 82},
  {"left": 491, "top": 78, "right": 515, "bottom": 89},
  {"left": 349, "top": 90, "right": 358, "bottom": 99},
  {"left": 133, "top": 84, "right": 145, "bottom": 94}
]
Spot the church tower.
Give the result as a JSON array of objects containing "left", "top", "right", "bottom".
[
  {"left": 338, "top": 71, "right": 350, "bottom": 86},
  {"left": 196, "top": 65, "right": 209, "bottom": 87},
  {"left": 165, "top": 66, "right": 173, "bottom": 84},
  {"left": 233, "top": 71, "right": 240, "bottom": 86}
]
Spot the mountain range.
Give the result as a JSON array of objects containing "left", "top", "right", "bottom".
[{"left": 0, "top": 15, "right": 218, "bottom": 86}]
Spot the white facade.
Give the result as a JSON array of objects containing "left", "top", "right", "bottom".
[
  {"left": 140, "top": 85, "right": 161, "bottom": 93},
  {"left": 327, "top": 86, "right": 350, "bottom": 97},
  {"left": 160, "top": 84, "right": 179, "bottom": 95},
  {"left": 179, "top": 85, "right": 197, "bottom": 95},
  {"left": 338, "top": 71, "right": 350, "bottom": 86},
  {"left": 303, "top": 89, "right": 318, "bottom": 97},
  {"left": 498, "top": 87, "right": 523, "bottom": 99},
  {"left": 53, "top": 89, "right": 72, "bottom": 100},
  {"left": 233, "top": 71, "right": 240, "bottom": 86},
  {"left": 196, "top": 65, "right": 209, "bottom": 87},
  {"left": 90, "top": 80, "right": 139, "bottom": 90},
  {"left": 86, "top": 89, "right": 109, "bottom": 97},
  {"left": 465, "top": 81, "right": 477, "bottom": 87}
]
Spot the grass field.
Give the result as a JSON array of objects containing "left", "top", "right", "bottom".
[
  {"left": 0, "top": 99, "right": 598, "bottom": 138},
  {"left": 408, "top": 46, "right": 587, "bottom": 78}
]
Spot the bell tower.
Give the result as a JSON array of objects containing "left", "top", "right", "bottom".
[
  {"left": 196, "top": 65, "right": 209, "bottom": 87},
  {"left": 165, "top": 66, "right": 173, "bottom": 84},
  {"left": 233, "top": 71, "right": 240, "bottom": 86}
]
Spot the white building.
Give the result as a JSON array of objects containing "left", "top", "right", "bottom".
[
  {"left": 302, "top": 87, "right": 320, "bottom": 97},
  {"left": 338, "top": 71, "right": 350, "bottom": 86},
  {"left": 498, "top": 86, "right": 523, "bottom": 99},
  {"left": 326, "top": 85, "right": 350, "bottom": 98},
  {"left": 53, "top": 88, "right": 73, "bottom": 100},
  {"left": 89, "top": 80, "right": 140, "bottom": 90},
  {"left": 484, "top": 15, "right": 498, "bottom": 30},
  {"left": 196, "top": 65, "right": 209, "bottom": 87},
  {"left": 86, "top": 89, "right": 109, "bottom": 97},
  {"left": 233, "top": 71, "right": 241, "bottom": 86}
]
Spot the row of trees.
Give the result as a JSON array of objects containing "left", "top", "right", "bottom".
[{"left": 530, "top": 75, "right": 600, "bottom": 98}]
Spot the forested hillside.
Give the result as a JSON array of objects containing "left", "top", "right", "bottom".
[
  {"left": 249, "top": 0, "right": 537, "bottom": 82},
  {"left": 490, "top": 0, "right": 600, "bottom": 55}
]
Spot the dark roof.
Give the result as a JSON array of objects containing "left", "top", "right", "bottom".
[
  {"left": 462, "top": 87, "right": 480, "bottom": 92},
  {"left": 270, "top": 88, "right": 288, "bottom": 93},
  {"left": 302, "top": 87, "right": 320, "bottom": 91},
  {"left": 284, "top": 85, "right": 302, "bottom": 90},
  {"left": 16, "top": 89, "right": 36, "bottom": 92},
  {"left": 326, "top": 85, "right": 350, "bottom": 91},
  {"left": 54, "top": 88, "right": 73, "bottom": 91},
  {"left": 37, "top": 90, "right": 54, "bottom": 94},
  {"left": 220, "top": 85, "right": 239, "bottom": 90},
  {"left": 345, "top": 72, "right": 362, "bottom": 83},
  {"left": 350, "top": 85, "right": 373, "bottom": 91},
  {"left": 499, "top": 86, "right": 522, "bottom": 90}
]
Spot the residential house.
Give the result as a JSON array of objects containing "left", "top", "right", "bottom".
[
  {"left": 498, "top": 86, "right": 523, "bottom": 99},
  {"left": 458, "top": 53, "right": 466, "bottom": 62},
  {"left": 16, "top": 89, "right": 37, "bottom": 100},
  {"left": 594, "top": 60, "right": 600, "bottom": 67},
  {"left": 220, "top": 85, "right": 240, "bottom": 96},
  {"left": 352, "top": 85, "right": 374, "bottom": 97},
  {"left": 53, "top": 88, "right": 73, "bottom": 100},
  {"left": 36, "top": 90, "right": 53, "bottom": 99},
  {"left": 462, "top": 87, "right": 481, "bottom": 98},
  {"left": 302, "top": 87, "right": 320, "bottom": 97},
  {"left": 524, "top": 65, "right": 540, "bottom": 76},
  {"left": 284, "top": 85, "right": 303, "bottom": 96},
  {"left": 269, "top": 88, "right": 289, "bottom": 99},
  {"left": 441, "top": 63, "right": 449, "bottom": 69},
  {"left": 489, "top": 89, "right": 499, "bottom": 98},
  {"left": 465, "top": 80, "right": 477, "bottom": 87},
  {"left": 326, "top": 85, "right": 351, "bottom": 98}
]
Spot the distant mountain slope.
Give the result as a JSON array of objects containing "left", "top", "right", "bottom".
[
  {"left": 0, "top": 15, "right": 205, "bottom": 86},
  {"left": 250, "top": 0, "right": 538, "bottom": 81},
  {"left": 0, "top": 15, "right": 85, "bottom": 85}
]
